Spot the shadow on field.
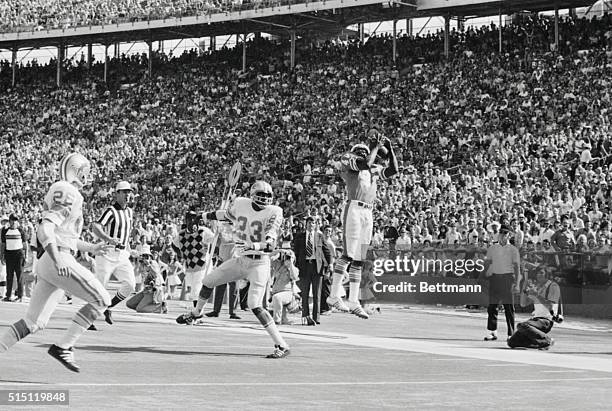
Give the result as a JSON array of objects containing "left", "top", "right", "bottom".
[{"left": 35, "top": 344, "right": 262, "bottom": 357}]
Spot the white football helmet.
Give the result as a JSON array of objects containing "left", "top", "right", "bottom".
[
  {"left": 250, "top": 181, "right": 273, "bottom": 208},
  {"left": 59, "top": 152, "right": 92, "bottom": 188},
  {"left": 351, "top": 143, "right": 370, "bottom": 158}
]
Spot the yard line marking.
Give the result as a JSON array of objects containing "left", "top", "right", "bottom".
[
  {"left": 106, "top": 312, "right": 612, "bottom": 374},
  {"left": 0, "top": 377, "right": 611, "bottom": 387}
]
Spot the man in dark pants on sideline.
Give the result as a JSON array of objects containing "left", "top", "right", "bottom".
[
  {"left": 293, "top": 217, "right": 324, "bottom": 325},
  {"left": 205, "top": 220, "right": 240, "bottom": 319},
  {"left": 482, "top": 224, "right": 521, "bottom": 341},
  {"left": 1, "top": 214, "right": 28, "bottom": 302},
  {"left": 320, "top": 225, "right": 336, "bottom": 315}
]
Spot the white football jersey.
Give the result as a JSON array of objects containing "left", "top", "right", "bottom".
[
  {"left": 39, "top": 181, "right": 84, "bottom": 251},
  {"left": 226, "top": 197, "right": 283, "bottom": 247}
]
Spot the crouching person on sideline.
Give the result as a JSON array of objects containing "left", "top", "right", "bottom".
[
  {"left": 507, "top": 268, "right": 561, "bottom": 350},
  {"left": 270, "top": 249, "right": 300, "bottom": 325},
  {"left": 126, "top": 245, "right": 167, "bottom": 314}
]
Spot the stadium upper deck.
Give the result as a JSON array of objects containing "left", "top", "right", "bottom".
[{"left": 0, "top": 0, "right": 596, "bottom": 51}]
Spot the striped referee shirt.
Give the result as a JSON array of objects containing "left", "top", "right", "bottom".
[{"left": 97, "top": 202, "right": 133, "bottom": 248}]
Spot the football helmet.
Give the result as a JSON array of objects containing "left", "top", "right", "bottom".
[
  {"left": 351, "top": 143, "right": 370, "bottom": 159},
  {"left": 251, "top": 181, "right": 273, "bottom": 208},
  {"left": 59, "top": 153, "right": 91, "bottom": 188}
]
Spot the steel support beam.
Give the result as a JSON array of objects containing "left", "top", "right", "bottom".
[
  {"left": 87, "top": 43, "right": 93, "bottom": 69},
  {"left": 104, "top": 44, "right": 109, "bottom": 83},
  {"left": 148, "top": 40, "right": 153, "bottom": 78},
  {"left": 554, "top": 5, "right": 559, "bottom": 51},
  {"left": 290, "top": 29, "right": 296, "bottom": 69},
  {"left": 11, "top": 48, "right": 17, "bottom": 87},
  {"left": 498, "top": 10, "right": 502, "bottom": 53},
  {"left": 393, "top": 20, "right": 397, "bottom": 64},
  {"left": 56, "top": 45, "right": 63, "bottom": 87},
  {"left": 444, "top": 16, "right": 450, "bottom": 58},
  {"left": 242, "top": 33, "right": 247, "bottom": 71}
]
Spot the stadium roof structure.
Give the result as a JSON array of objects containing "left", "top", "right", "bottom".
[{"left": 0, "top": 0, "right": 597, "bottom": 51}]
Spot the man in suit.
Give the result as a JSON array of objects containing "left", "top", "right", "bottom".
[
  {"left": 320, "top": 225, "right": 336, "bottom": 315},
  {"left": 293, "top": 217, "right": 325, "bottom": 325}
]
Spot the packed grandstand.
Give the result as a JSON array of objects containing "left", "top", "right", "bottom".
[{"left": 0, "top": 5, "right": 611, "bottom": 286}]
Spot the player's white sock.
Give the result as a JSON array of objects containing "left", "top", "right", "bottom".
[
  {"left": 192, "top": 298, "right": 207, "bottom": 316},
  {"left": 192, "top": 285, "right": 214, "bottom": 315},
  {"left": 57, "top": 322, "right": 87, "bottom": 350},
  {"left": 348, "top": 263, "right": 362, "bottom": 303},
  {"left": 253, "top": 307, "right": 288, "bottom": 348},
  {"left": 331, "top": 256, "right": 351, "bottom": 298},
  {"left": 330, "top": 273, "right": 345, "bottom": 299},
  {"left": 0, "top": 319, "right": 30, "bottom": 352}
]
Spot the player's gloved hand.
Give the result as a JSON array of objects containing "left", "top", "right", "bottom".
[{"left": 92, "top": 242, "right": 116, "bottom": 256}]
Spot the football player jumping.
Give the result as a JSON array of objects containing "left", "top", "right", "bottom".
[
  {"left": 176, "top": 181, "right": 291, "bottom": 359},
  {"left": 0, "top": 153, "right": 113, "bottom": 372},
  {"left": 327, "top": 133, "right": 398, "bottom": 319}
]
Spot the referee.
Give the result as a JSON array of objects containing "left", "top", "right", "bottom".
[
  {"left": 92, "top": 181, "right": 135, "bottom": 326},
  {"left": 482, "top": 224, "right": 521, "bottom": 341}
]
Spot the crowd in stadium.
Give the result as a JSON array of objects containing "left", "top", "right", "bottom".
[
  {"left": 0, "top": 13, "right": 611, "bottom": 291},
  {"left": 0, "top": 0, "right": 274, "bottom": 32}
]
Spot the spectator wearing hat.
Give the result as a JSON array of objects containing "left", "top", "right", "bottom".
[
  {"left": 482, "top": 224, "right": 521, "bottom": 341},
  {"left": 1, "top": 214, "right": 28, "bottom": 302}
]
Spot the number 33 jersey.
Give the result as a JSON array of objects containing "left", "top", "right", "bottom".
[
  {"left": 41, "top": 181, "right": 84, "bottom": 251},
  {"left": 226, "top": 197, "right": 283, "bottom": 247}
]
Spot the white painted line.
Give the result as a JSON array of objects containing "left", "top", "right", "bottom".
[
  {"left": 0, "top": 378, "right": 611, "bottom": 387},
  {"left": 430, "top": 358, "right": 476, "bottom": 361},
  {"left": 540, "top": 370, "right": 586, "bottom": 373},
  {"left": 109, "top": 312, "right": 612, "bottom": 374}
]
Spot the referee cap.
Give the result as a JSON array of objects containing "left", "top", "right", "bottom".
[{"left": 115, "top": 181, "right": 133, "bottom": 191}]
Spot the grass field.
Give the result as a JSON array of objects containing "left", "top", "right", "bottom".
[{"left": 1, "top": 298, "right": 611, "bottom": 410}]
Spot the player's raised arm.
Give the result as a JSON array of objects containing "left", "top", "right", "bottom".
[{"left": 381, "top": 137, "right": 399, "bottom": 179}]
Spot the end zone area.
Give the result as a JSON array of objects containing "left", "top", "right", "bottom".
[{"left": 0, "top": 301, "right": 611, "bottom": 409}]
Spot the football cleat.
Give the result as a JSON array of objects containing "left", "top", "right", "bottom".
[
  {"left": 266, "top": 345, "right": 290, "bottom": 359},
  {"left": 176, "top": 312, "right": 203, "bottom": 325},
  {"left": 88, "top": 324, "right": 98, "bottom": 331},
  {"left": 104, "top": 309, "right": 113, "bottom": 325},
  {"left": 48, "top": 344, "right": 80, "bottom": 373},
  {"left": 347, "top": 302, "right": 369, "bottom": 319},
  {"left": 326, "top": 297, "right": 349, "bottom": 312}
]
